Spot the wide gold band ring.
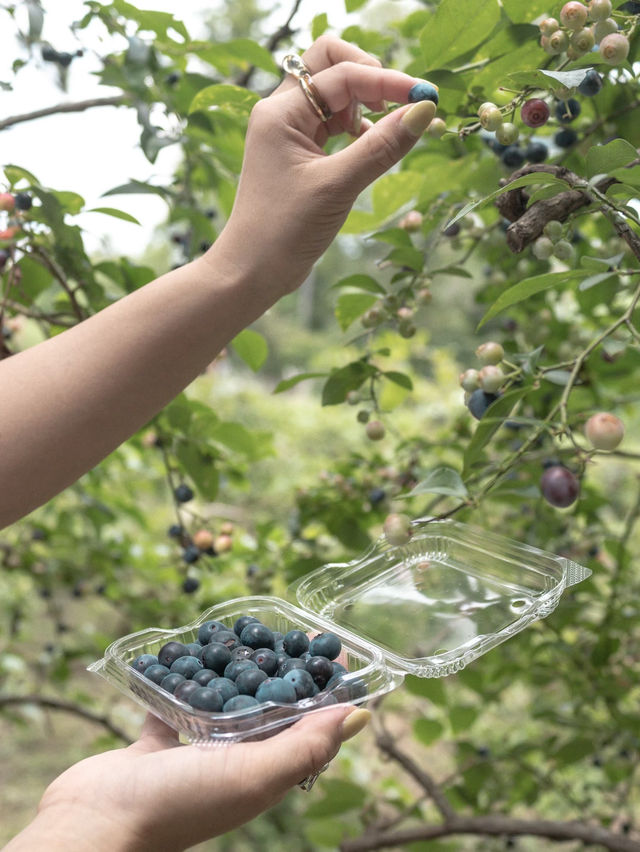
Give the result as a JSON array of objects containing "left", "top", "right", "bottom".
[{"left": 282, "top": 54, "right": 333, "bottom": 123}]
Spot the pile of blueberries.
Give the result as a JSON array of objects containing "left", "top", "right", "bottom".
[{"left": 130, "top": 615, "right": 366, "bottom": 715}]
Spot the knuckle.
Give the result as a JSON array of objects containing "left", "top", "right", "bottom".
[{"left": 364, "top": 128, "right": 399, "bottom": 173}]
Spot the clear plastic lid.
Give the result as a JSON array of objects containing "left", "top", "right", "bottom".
[{"left": 292, "top": 518, "right": 591, "bottom": 677}]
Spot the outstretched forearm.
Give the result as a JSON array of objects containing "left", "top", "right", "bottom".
[{"left": 0, "top": 239, "right": 281, "bottom": 529}]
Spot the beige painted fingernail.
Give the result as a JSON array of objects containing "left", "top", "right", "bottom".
[
  {"left": 401, "top": 100, "right": 437, "bottom": 136},
  {"left": 340, "top": 708, "right": 371, "bottom": 741}
]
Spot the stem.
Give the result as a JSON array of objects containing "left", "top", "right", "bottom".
[{"left": 0, "top": 96, "right": 126, "bottom": 133}]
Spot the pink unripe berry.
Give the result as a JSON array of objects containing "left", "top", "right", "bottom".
[
  {"left": 588, "top": 0, "right": 612, "bottom": 21},
  {"left": 479, "top": 105, "right": 503, "bottom": 131},
  {"left": 540, "top": 466, "right": 580, "bottom": 508},
  {"left": 539, "top": 16, "right": 560, "bottom": 35},
  {"left": 593, "top": 17, "right": 617, "bottom": 42},
  {"left": 459, "top": 368, "right": 480, "bottom": 392},
  {"left": 560, "top": 2, "right": 588, "bottom": 29},
  {"left": 397, "top": 306, "right": 414, "bottom": 321},
  {"left": 0, "top": 193, "right": 15, "bottom": 212},
  {"left": 478, "top": 365, "right": 503, "bottom": 393},
  {"left": 214, "top": 533, "right": 233, "bottom": 553},
  {"left": 416, "top": 287, "right": 432, "bottom": 305},
  {"left": 476, "top": 341, "right": 504, "bottom": 365},
  {"left": 193, "top": 529, "right": 214, "bottom": 550},
  {"left": 399, "top": 210, "right": 423, "bottom": 231},
  {"left": 365, "top": 420, "right": 386, "bottom": 441},
  {"left": 383, "top": 513, "right": 413, "bottom": 546},
  {"left": 427, "top": 117, "right": 447, "bottom": 138},
  {"left": 599, "top": 32, "right": 629, "bottom": 65},
  {"left": 584, "top": 412, "right": 624, "bottom": 450},
  {"left": 521, "top": 98, "right": 550, "bottom": 128}
]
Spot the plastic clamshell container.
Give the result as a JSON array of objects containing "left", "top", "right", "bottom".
[{"left": 89, "top": 518, "right": 591, "bottom": 745}]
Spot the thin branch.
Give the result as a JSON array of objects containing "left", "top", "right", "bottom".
[
  {"left": 234, "top": 0, "right": 304, "bottom": 89},
  {"left": 0, "top": 95, "right": 126, "bottom": 133},
  {"left": 0, "top": 694, "right": 133, "bottom": 743}
]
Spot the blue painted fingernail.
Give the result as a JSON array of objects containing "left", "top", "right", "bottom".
[{"left": 408, "top": 81, "right": 439, "bottom": 106}]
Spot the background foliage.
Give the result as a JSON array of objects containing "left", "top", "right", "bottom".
[{"left": 1, "top": 0, "right": 640, "bottom": 849}]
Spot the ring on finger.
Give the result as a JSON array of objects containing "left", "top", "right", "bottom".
[{"left": 282, "top": 54, "right": 333, "bottom": 122}]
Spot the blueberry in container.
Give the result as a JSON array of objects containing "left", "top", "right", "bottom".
[{"left": 89, "top": 518, "right": 590, "bottom": 766}]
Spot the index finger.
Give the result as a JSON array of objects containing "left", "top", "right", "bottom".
[{"left": 274, "top": 34, "right": 381, "bottom": 96}]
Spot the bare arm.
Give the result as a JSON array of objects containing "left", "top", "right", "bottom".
[{"left": 0, "top": 36, "right": 436, "bottom": 529}]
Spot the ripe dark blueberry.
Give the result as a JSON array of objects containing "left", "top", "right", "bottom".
[
  {"left": 209, "top": 629, "right": 240, "bottom": 650},
  {"left": 346, "top": 677, "right": 368, "bottom": 700},
  {"left": 41, "top": 45, "right": 59, "bottom": 62},
  {"left": 578, "top": 70, "right": 603, "bottom": 97},
  {"left": 467, "top": 389, "right": 499, "bottom": 420},
  {"left": 540, "top": 465, "right": 580, "bottom": 508},
  {"left": 223, "top": 694, "right": 260, "bottom": 712},
  {"left": 231, "top": 645, "right": 254, "bottom": 661},
  {"left": 240, "top": 622, "right": 275, "bottom": 650},
  {"left": 174, "top": 483, "right": 194, "bottom": 503},
  {"left": 0, "top": 250, "right": 9, "bottom": 271},
  {"left": 160, "top": 672, "right": 186, "bottom": 693},
  {"left": 224, "top": 659, "right": 258, "bottom": 681},
  {"left": 501, "top": 146, "right": 525, "bottom": 168},
  {"left": 199, "top": 241, "right": 211, "bottom": 253},
  {"left": 525, "top": 141, "right": 548, "bottom": 163},
  {"left": 235, "top": 667, "right": 268, "bottom": 696},
  {"left": 206, "top": 676, "right": 238, "bottom": 704},
  {"left": 276, "top": 652, "right": 289, "bottom": 668},
  {"left": 143, "top": 664, "right": 170, "bottom": 684},
  {"left": 182, "top": 577, "right": 200, "bottom": 594},
  {"left": 233, "top": 615, "right": 260, "bottom": 637},
  {"left": 554, "top": 128, "right": 578, "bottom": 148},
  {"left": 200, "top": 641, "right": 232, "bottom": 674},
  {"left": 283, "top": 668, "right": 316, "bottom": 699},
  {"left": 189, "top": 686, "right": 224, "bottom": 712},
  {"left": 185, "top": 643, "right": 202, "bottom": 656},
  {"left": 14, "top": 193, "right": 32, "bottom": 211},
  {"left": 174, "top": 679, "right": 200, "bottom": 703},
  {"left": 408, "top": 81, "right": 439, "bottom": 105},
  {"left": 272, "top": 631, "right": 284, "bottom": 643},
  {"left": 309, "top": 632, "right": 342, "bottom": 661},
  {"left": 170, "top": 655, "right": 203, "bottom": 678},
  {"left": 182, "top": 546, "right": 200, "bottom": 565},
  {"left": 620, "top": 0, "right": 640, "bottom": 10},
  {"left": 282, "top": 629, "right": 309, "bottom": 658},
  {"left": 130, "top": 653, "right": 158, "bottom": 673},
  {"left": 305, "top": 656, "right": 334, "bottom": 689},
  {"left": 278, "top": 657, "right": 307, "bottom": 677},
  {"left": 443, "top": 222, "right": 460, "bottom": 237},
  {"left": 56, "top": 52, "right": 74, "bottom": 67},
  {"left": 477, "top": 745, "right": 491, "bottom": 758},
  {"left": 158, "top": 641, "right": 190, "bottom": 668},
  {"left": 332, "top": 661, "right": 347, "bottom": 676},
  {"left": 300, "top": 651, "right": 311, "bottom": 662},
  {"left": 168, "top": 523, "right": 183, "bottom": 538},
  {"left": 192, "top": 668, "right": 218, "bottom": 686},
  {"left": 250, "top": 648, "right": 278, "bottom": 675},
  {"left": 368, "top": 487, "right": 386, "bottom": 505},
  {"left": 206, "top": 209, "right": 217, "bottom": 219},
  {"left": 255, "top": 677, "right": 298, "bottom": 704},
  {"left": 555, "top": 98, "right": 581, "bottom": 123},
  {"left": 197, "top": 620, "right": 227, "bottom": 644},
  {"left": 166, "top": 71, "right": 180, "bottom": 86}
]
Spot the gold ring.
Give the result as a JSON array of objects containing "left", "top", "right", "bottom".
[{"left": 282, "top": 53, "right": 333, "bottom": 123}]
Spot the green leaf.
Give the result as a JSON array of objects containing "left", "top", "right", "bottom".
[
  {"left": 335, "top": 292, "right": 377, "bottom": 331},
  {"left": 331, "top": 274, "right": 386, "bottom": 295},
  {"left": 420, "top": 0, "right": 501, "bottom": 69},
  {"left": 610, "top": 165, "right": 640, "bottom": 188},
  {"left": 86, "top": 207, "right": 141, "bottom": 225},
  {"left": 414, "top": 717, "right": 444, "bottom": 746},
  {"left": 231, "top": 329, "right": 268, "bottom": 372},
  {"left": 306, "top": 779, "right": 367, "bottom": 818},
  {"left": 189, "top": 84, "right": 260, "bottom": 115},
  {"left": 553, "top": 737, "right": 595, "bottom": 766},
  {"left": 345, "top": 0, "right": 368, "bottom": 9},
  {"left": 311, "top": 13, "right": 329, "bottom": 39},
  {"left": 174, "top": 444, "right": 219, "bottom": 499},
  {"left": 384, "top": 371, "right": 413, "bottom": 390},
  {"left": 539, "top": 67, "right": 593, "bottom": 87},
  {"left": 578, "top": 271, "right": 618, "bottom": 291},
  {"left": 273, "top": 372, "right": 326, "bottom": 393},
  {"left": 542, "top": 370, "right": 573, "bottom": 386},
  {"left": 586, "top": 139, "right": 638, "bottom": 179},
  {"left": 51, "top": 190, "right": 85, "bottom": 215},
  {"left": 463, "top": 387, "right": 530, "bottom": 474},
  {"left": 4, "top": 164, "right": 39, "bottom": 186},
  {"left": 15, "top": 255, "right": 53, "bottom": 301},
  {"left": 404, "top": 467, "right": 468, "bottom": 499},
  {"left": 477, "top": 271, "right": 585, "bottom": 328},
  {"left": 102, "top": 180, "right": 170, "bottom": 199},
  {"left": 450, "top": 705, "right": 478, "bottom": 735},
  {"left": 321, "top": 361, "right": 377, "bottom": 406},
  {"left": 431, "top": 266, "right": 474, "bottom": 279},
  {"left": 405, "top": 674, "right": 448, "bottom": 706},
  {"left": 384, "top": 246, "right": 424, "bottom": 271},
  {"left": 369, "top": 227, "right": 413, "bottom": 248}
]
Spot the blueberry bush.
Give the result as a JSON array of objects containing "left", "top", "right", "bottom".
[{"left": 1, "top": 0, "right": 640, "bottom": 849}]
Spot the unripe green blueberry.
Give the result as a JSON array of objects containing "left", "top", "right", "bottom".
[
  {"left": 533, "top": 236, "right": 555, "bottom": 260},
  {"left": 459, "top": 368, "right": 480, "bottom": 392},
  {"left": 398, "top": 319, "right": 416, "bottom": 338},
  {"left": 478, "top": 101, "right": 497, "bottom": 117},
  {"left": 599, "top": 32, "right": 629, "bottom": 64},
  {"left": 571, "top": 26, "right": 595, "bottom": 52},
  {"left": 383, "top": 513, "right": 413, "bottom": 546},
  {"left": 416, "top": 287, "right": 432, "bottom": 305},
  {"left": 362, "top": 305, "right": 384, "bottom": 328},
  {"left": 593, "top": 18, "right": 618, "bottom": 42},
  {"left": 588, "top": 0, "right": 612, "bottom": 21},
  {"left": 479, "top": 105, "right": 503, "bottom": 131},
  {"left": 554, "top": 240, "right": 575, "bottom": 261},
  {"left": 383, "top": 293, "right": 399, "bottom": 311},
  {"left": 365, "top": 420, "right": 386, "bottom": 441},
  {"left": 496, "top": 122, "right": 519, "bottom": 145},
  {"left": 427, "top": 117, "right": 447, "bottom": 138},
  {"left": 478, "top": 365, "right": 503, "bottom": 393},
  {"left": 539, "top": 16, "right": 560, "bottom": 35},
  {"left": 346, "top": 390, "right": 360, "bottom": 405},
  {"left": 476, "top": 341, "right": 504, "bottom": 365},
  {"left": 549, "top": 29, "right": 569, "bottom": 52},
  {"left": 585, "top": 412, "right": 624, "bottom": 450},
  {"left": 357, "top": 409, "right": 370, "bottom": 424},
  {"left": 543, "top": 220, "right": 564, "bottom": 241},
  {"left": 560, "top": 2, "right": 589, "bottom": 29},
  {"left": 540, "top": 35, "right": 552, "bottom": 52}
]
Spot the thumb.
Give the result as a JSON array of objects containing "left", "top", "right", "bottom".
[
  {"left": 330, "top": 100, "right": 437, "bottom": 196},
  {"left": 248, "top": 706, "right": 372, "bottom": 794}
]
